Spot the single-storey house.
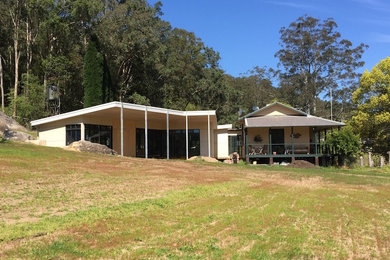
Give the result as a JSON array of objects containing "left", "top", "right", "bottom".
[
  {"left": 31, "top": 101, "right": 344, "bottom": 165},
  {"left": 31, "top": 102, "right": 218, "bottom": 159},
  {"left": 237, "top": 102, "right": 345, "bottom": 165}
]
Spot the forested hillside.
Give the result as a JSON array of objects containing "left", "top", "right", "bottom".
[{"left": 0, "top": 1, "right": 367, "bottom": 125}]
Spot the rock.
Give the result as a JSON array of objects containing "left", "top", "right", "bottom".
[
  {"left": 223, "top": 159, "right": 232, "bottom": 164},
  {"left": 2, "top": 129, "right": 33, "bottom": 141},
  {"left": 65, "top": 140, "right": 117, "bottom": 155},
  {"left": 0, "top": 120, "right": 7, "bottom": 134},
  {"left": 0, "top": 111, "right": 26, "bottom": 134},
  {"left": 188, "top": 156, "right": 219, "bottom": 163},
  {"left": 0, "top": 111, "right": 32, "bottom": 142}
]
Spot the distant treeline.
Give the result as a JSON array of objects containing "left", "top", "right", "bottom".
[{"left": 0, "top": 1, "right": 367, "bottom": 125}]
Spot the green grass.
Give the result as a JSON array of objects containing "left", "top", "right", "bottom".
[{"left": 1, "top": 142, "right": 390, "bottom": 259}]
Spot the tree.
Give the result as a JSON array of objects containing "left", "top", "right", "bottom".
[
  {"left": 326, "top": 127, "right": 361, "bottom": 167},
  {"left": 350, "top": 57, "right": 390, "bottom": 155},
  {"left": 275, "top": 15, "right": 367, "bottom": 116},
  {"left": 8, "top": 73, "right": 47, "bottom": 125},
  {"left": 159, "top": 28, "right": 225, "bottom": 110},
  {"left": 0, "top": 0, "right": 240, "bottom": 125},
  {"left": 2, "top": 0, "right": 28, "bottom": 117},
  {"left": 0, "top": 7, "right": 11, "bottom": 113},
  {"left": 223, "top": 67, "right": 277, "bottom": 118},
  {"left": 0, "top": 55, "right": 4, "bottom": 112},
  {"left": 96, "top": 0, "right": 166, "bottom": 103},
  {"left": 128, "top": 92, "right": 150, "bottom": 106},
  {"left": 83, "top": 36, "right": 104, "bottom": 107}
]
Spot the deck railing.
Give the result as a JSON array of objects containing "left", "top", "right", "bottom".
[{"left": 247, "top": 142, "right": 332, "bottom": 156}]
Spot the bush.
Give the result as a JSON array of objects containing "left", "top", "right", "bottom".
[
  {"left": 7, "top": 73, "right": 48, "bottom": 126},
  {"left": 326, "top": 127, "right": 361, "bottom": 167}
]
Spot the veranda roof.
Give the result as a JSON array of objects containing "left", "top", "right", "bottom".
[{"left": 244, "top": 115, "right": 345, "bottom": 128}]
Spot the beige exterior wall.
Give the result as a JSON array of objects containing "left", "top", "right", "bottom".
[
  {"left": 37, "top": 117, "right": 85, "bottom": 147},
  {"left": 252, "top": 104, "right": 303, "bottom": 117},
  {"left": 36, "top": 114, "right": 215, "bottom": 158},
  {"left": 38, "top": 126, "right": 66, "bottom": 147},
  {"left": 247, "top": 126, "right": 311, "bottom": 146},
  {"left": 247, "top": 127, "right": 269, "bottom": 146}
]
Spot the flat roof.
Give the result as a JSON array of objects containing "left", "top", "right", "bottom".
[{"left": 31, "top": 101, "right": 216, "bottom": 127}]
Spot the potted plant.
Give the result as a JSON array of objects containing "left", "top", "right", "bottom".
[{"left": 254, "top": 135, "right": 263, "bottom": 143}]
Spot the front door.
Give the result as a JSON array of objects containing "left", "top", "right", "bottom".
[{"left": 271, "top": 129, "right": 284, "bottom": 154}]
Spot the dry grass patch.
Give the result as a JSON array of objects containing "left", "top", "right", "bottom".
[{"left": 1, "top": 142, "right": 390, "bottom": 259}]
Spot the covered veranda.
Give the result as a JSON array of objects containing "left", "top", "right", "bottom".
[{"left": 241, "top": 115, "right": 345, "bottom": 165}]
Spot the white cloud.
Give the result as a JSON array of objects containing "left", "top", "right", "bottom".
[
  {"left": 360, "top": 18, "right": 390, "bottom": 26},
  {"left": 263, "top": 1, "right": 317, "bottom": 10},
  {"left": 372, "top": 33, "right": 390, "bottom": 43},
  {"left": 350, "top": 0, "right": 390, "bottom": 12}
]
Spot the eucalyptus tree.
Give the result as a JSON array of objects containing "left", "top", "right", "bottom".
[
  {"left": 96, "top": 0, "right": 166, "bottom": 103},
  {"left": 275, "top": 15, "right": 367, "bottom": 116}
]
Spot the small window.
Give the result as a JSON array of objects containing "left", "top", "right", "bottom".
[
  {"left": 66, "top": 124, "right": 81, "bottom": 145},
  {"left": 229, "top": 135, "right": 238, "bottom": 154}
]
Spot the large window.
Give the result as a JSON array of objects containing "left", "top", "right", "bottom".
[
  {"left": 66, "top": 124, "right": 81, "bottom": 145},
  {"left": 136, "top": 128, "right": 200, "bottom": 158},
  {"left": 85, "top": 124, "right": 113, "bottom": 148}
]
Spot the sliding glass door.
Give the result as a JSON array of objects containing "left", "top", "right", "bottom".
[{"left": 136, "top": 128, "right": 200, "bottom": 159}]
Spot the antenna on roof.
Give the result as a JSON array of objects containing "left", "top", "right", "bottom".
[{"left": 252, "top": 106, "right": 259, "bottom": 111}]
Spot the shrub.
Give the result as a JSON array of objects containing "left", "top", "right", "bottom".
[{"left": 326, "top": 127, "right": 361, "bottom": 167}]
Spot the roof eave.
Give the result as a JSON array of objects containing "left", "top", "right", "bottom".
[
  {"left": 31, "top": 102, "right": 217, "bottom": 127},
  {"left": 245, "top": 124, "right": 345, "bottom": 128}
]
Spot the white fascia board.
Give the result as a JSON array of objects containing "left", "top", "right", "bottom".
[
  {"left": 186, "top": 110, "right": 216, "bottom": 116},
  {"left": 31, "top": 102, "right": 120, "bottom": 126},
  {"left": 31, "top": 101, "right": 217, "bottom": 126},
  {"left": 123, "top": 103, "right": 216, "bottom": 116},
  {"left": 217, "top": 124, "right": 233, "bottom": 129}
]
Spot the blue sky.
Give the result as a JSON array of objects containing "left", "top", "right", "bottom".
[{"left": 150, "top": 0, "right": 390, "bottom": 77}]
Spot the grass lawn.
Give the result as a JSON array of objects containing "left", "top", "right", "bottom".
[{"left": 1, "top": 141, "right": 390, "bottom": 259}]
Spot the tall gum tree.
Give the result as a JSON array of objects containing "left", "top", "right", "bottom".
[
  {"left": 275, "top": 15, "right": 367, "bottom": 116},
  {"left": 9, "top": 0, "right": 26, "bottom": 117}
]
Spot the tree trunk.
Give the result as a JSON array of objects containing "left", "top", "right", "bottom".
[
  {"left": 11, "top": 1, "right": 21, "bottom": 118},
  {"left": 0, "top": 54, "right": 4, "bottom": 112},
  {"left": 13, "top": 29, "right": 20, "bottom": 117},
  {"left": 26, "top": 15, "right": 32, "bottom": 83}
]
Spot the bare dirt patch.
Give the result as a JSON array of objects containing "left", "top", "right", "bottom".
[{"left": 287, "top": 160, "right": 317, "bottom": 168}]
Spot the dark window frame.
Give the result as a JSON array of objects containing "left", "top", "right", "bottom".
[
  {"left": 66, "top": 124, "right": 81, "bottom": 145},
  {"left": 228, "top": 135, "right": 239, "bottom": 154},
  {"left": 85, "top": 124, "right": 113, "bottom": 149},
  {"left": 136, "top": 128, "right": 200, "bottom": 158}
]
